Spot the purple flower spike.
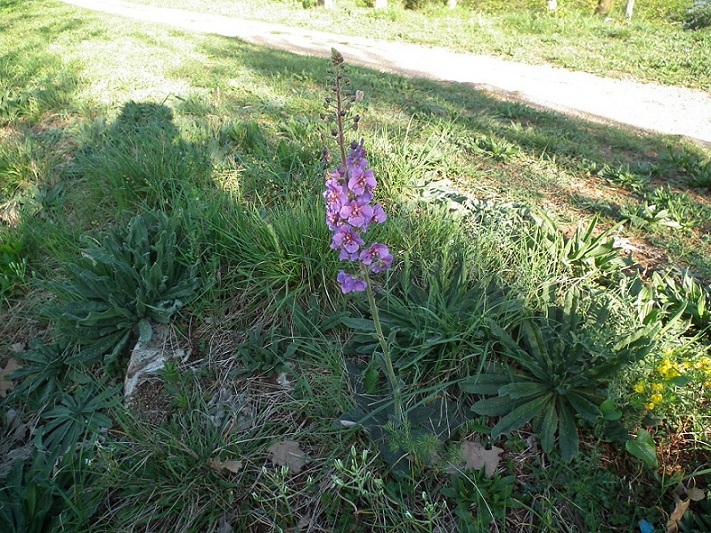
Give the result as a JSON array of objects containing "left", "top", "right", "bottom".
[
  {"left": 337, "top": 271, "right": 367, "bottom": 294},
  {"left": 359, "top": 243, "right": 393, "bottom": 273},
  {"left": 324, "top": 126, "right": 390, "bottom": 289}
]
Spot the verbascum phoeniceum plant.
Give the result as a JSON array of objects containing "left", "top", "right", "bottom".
[{"left": 322, "top": 49, "right": 403, "bottom": 426}]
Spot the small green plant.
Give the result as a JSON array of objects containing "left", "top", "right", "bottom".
[
  {"left": 234, "top": 324, "right": 302, "bottom": 376},
  {"left": 8, "top": 341, "right": 71, "bottom": 409},
  {"left": 581, "top": 160, "right": 649, "bottom": 192},
  {"left": 625, "top": 427, "right": 658, "bottom": 468},
  {"left": 470, "top": 134, "right": 520, "bottom": 162},
  {"left": 0, "top": 453, "right": 61, "bottom": 533},
  {"left": 621, "top": 201, "right": 683, "bottom": 230},
  {"left": 461, "top": 290, "right": 661, "bottom": 461},
  {"left": 527, "top": 213, "right": 627, "bottom": 280},
  {"left": 649, "top": 269, "right": 710, "bottom": 329},
  {"left": 441, "top": 468, "right": 518, "bottom": 531},
  {"left": 0, "top": 236, "right": 28, "bottom": 298},
  {"left": 47, "top": 211, "right": 200, "bottom": 366},
  {"left": 330, "top": 446, "right": 388, "bottom": 514},
  {"left": 605, "top": 164, "right": 649, "bottom": 192},
  {"left": 660, "top": 147, "right": 711, "bottom": 188},
  {"left": 644, "top": 187, "right": 700, "bottom": 230},
  {"left": 35, "top": 384, "right": 118, "bottom": 457}
]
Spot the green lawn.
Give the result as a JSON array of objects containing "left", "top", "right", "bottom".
[{"left": 1, "top": 0, "right": 710, "bottom": 531}]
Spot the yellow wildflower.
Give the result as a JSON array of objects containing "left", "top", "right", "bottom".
[
  {"left": 651, "top": 383, "right": 664, "bottom": 392},
  {"left": 658, "top": 358, "right": 681, "bottom": 380},
  {"left": 645, "top": 402, "right": 655, "bottom": 410},
  {"left": 650, "top": 393, "right": 663, "bottom": 404},
  {"left": 634, "top": 383, "right": 646, "bottom": 394}
]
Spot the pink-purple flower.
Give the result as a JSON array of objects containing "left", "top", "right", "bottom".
[
  {"left": 337, "top": 271, "right": 368, "bottom": 294},
  {"left": 325, "top": 139, "right": 391, "bottom": 293},
  {"left": 359, "top": 243, "right": 393, "bottom": 273}
]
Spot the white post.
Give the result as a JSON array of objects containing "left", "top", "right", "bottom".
[{"left": 625, "top": 0, "right": 635, "bottom": 20}]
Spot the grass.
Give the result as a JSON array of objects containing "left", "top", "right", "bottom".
[
  {"left": 0, "top": 0, "right": 710, "bottom": 531},
  {"left": 128, "top": 0, "right": 711, "bottom": 90}
]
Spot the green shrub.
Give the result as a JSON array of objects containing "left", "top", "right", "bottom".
[
  {"left": 47, "top": 212, "right": 200, "bottom": 366},
  {"left": 685, "top": 0, "right": 711, "bottom": 29},
  {"left": 461, "top": 290, "right": 661, "bottom": 461},
  {"left": 35, "top": 384, "right": 118, "bottom": 458},
  {"left": 8, "top": 341, "right": 70, "bottom": 409}
]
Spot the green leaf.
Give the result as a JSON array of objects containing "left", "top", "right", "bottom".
[
  {"left": 491, "top": 393, "right": 550, "bottom": 439},
  {"left": 138, "top": 319, "right": 153, "bottom": 344},
  {"left": 499, "top": 381, "right": 549, "bottom": 400},
  {"left": 557, "top": 400, "right": 579, "bottom": 462},
  {"left": 625, "top": 428, "right": 658, "bottom": 469},
  {"left": 341, "top": 317, "right": 376, "bottom": 332},
  {"left": 669, "top": 375, "right": 693, "bottom": 387},
  {"left": 566, "top": 391, "right": 601, "bottom": 422},
  {"left": 520, "top": 319, "right": 548, "bottom": 365},
  {"left": 459, "top": 373, "right": 511, "bottom": 395},
  {"left": 471, "top": 395, "right": 521, "bottom": 417},
  {"left": 538, "top": 399, "right": 558, "bottom": 453},
  {"left": 599, "top": 398, "right": 623, "bottom": 421},
  {"left": 364, "top": 361, "right": 381, "bottom": 395}
]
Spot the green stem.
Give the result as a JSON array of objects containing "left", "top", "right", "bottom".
[
  {"left": 362, "top": 265, "right": 404, "bottom": 428},
  {"left": 333, "top": 65, "right": 348, "bottom": 169}
]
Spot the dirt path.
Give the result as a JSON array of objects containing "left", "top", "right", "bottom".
[{"left": 60, "top": 0, "right": 711, "bottom": 147}]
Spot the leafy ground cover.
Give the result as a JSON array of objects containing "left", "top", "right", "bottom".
[
  {"left": 129, "top": 0, "right": 711, "bottom": 90},
  {"left": 1, "top": 0, "right": 710, "bottom": 531}
]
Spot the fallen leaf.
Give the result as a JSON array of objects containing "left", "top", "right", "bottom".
[
  {"left": 448, "top": 440, "right": 502, "bottom": 478},
  {"left": 10, "top": 343, "right": 25, "bottom": 353},
  {"left": 208, "top": 457, "right": 243, "bottom": 474},
  {"left": 267, "top": 440, "right": 308, "bottom": 473},
  {"left": 666, "top": 499, "right": 690, "bottom": 533},
  {"left": 0, "top": 358, "right": 21, "bottom": 398},
  {"left": 687, "top": 486, "right": 706, "bottom": 501}
]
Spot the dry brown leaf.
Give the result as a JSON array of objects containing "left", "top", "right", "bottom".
[
  {"left": 0, "top": 358, "right": 21, "bottom": 398},
  {"left": 267, "top": 440, "right": 308, "bottom": 474},
  {"left": 666, "top": 499, "right": 690, "bottom": 533},
  {"left": 207, "top": 457, "right": 243, "bottom": 474},
  {"left": 448, "top": 441, "right": 502, "bottom": 478}
]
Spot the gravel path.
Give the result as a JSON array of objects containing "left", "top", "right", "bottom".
[{"left": 61, "top": 0, "right": 711, "bottom": 147}]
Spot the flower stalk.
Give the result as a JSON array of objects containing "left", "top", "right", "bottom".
[
  {"left": 362, "top": 265, "right": 404, "bottom": 427},
  {"left": 323, "top": 48, "right": 403, "bottom": 427}
]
